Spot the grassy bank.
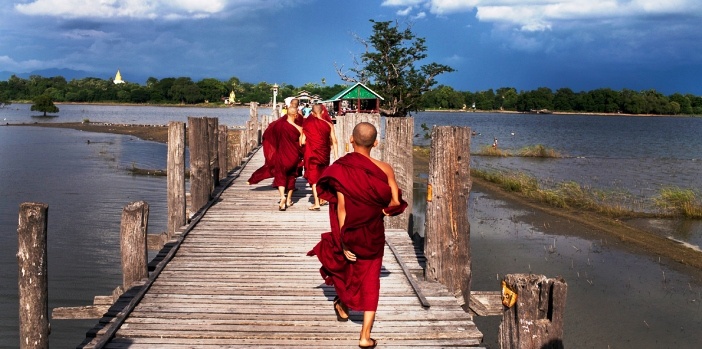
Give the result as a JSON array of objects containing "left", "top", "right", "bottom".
[
  {"left": 476, "top": 144, "right": 563, "bottom": 158},
  {"left": 412, "top": 146, "right": 702, "bottom": 270}
]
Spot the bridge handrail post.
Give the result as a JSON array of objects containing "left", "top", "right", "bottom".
[
  {"left": 17, "top": 202, "right": 50, "bottom": 349},
  {"left": 424, "top": 126, "right": 472, "bottom": 305},
  {"left": 120, "top": 201, "right": 149, "bottom": 289}
]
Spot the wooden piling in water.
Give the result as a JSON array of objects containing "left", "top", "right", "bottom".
[
  {"left": 120, "top": 201, "right": 149, "bottom": 289},
  {"left": 17, "top": 202, "right": 49, "bottom": 349},
  {"left": 206, "top": 117, "right": 220, "bottom": 187},
  {"left": 424, "top": 126, "right": 472, "bottom": 304},
  {"left": 383, "top": 116, "right": 414, "bottom": 231},
  {"left": 188, "top": 117, "right": 211, "bottom": 215},
  {"left": 499, "top": 273, "right": 567, "bottom": 349},
  {"left": 335, "top": 113, "right": 381, "bottom": 159},
  {"left": 218, "top": 124, "right": 228, "bottom": 179},
  {"left": 250, "top": 102, "right": 259, "bottom": 147},
  {"left": 167, "top": 121, "right": 186, "bottom": 238}
]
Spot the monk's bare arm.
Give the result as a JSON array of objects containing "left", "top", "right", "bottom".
[
  {"left": 337, "top": 191, "right": 356, "bottom": 261},
  {"left": 384, "top": 163, "right": 401, "bottom": 208}
]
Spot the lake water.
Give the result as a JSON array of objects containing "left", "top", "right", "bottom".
[{"left": 1, "top": 105, "right": 701, "bottom": 347}]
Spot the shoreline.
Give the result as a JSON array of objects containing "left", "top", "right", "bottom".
[
  {"left": 420, "top": 108, "right": 701, "bottom": 118},
  {"left": 10, "top": 121, "right": 702, "bottom": 270},
  {"left": 411, "top": 145, "right": 702, "bottom": 271},
  {"left": 7, "top": 121, "right": 171, "bottom": 143}
]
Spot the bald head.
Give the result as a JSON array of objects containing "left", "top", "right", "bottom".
[{"left": 352, "top": 122, "right": 377, "bottom": 148}]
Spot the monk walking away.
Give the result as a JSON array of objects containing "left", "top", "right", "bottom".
[
  {"left": 308, "top": 122, "right": 407, "bottom": 348},
  {"left": 246, "top": 105, "right": 303, "bottom": 210},
  {"left": 301, "top": 103, "right": 338, "bottom": 210}
]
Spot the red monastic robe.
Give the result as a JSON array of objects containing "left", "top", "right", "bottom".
[
  {"left": 302, "top": 116, "right": 333, "bottom": 185},
  {"left": 307, "top": 152, "right": 407, "bottom": 311},
  {"left": 247, "top": 118, "right": 302, "bottom": 191}
]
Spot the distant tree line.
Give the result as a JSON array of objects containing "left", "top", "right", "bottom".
[
  {"left": 0, "top": 74, "right": 347, "bottom": 106},
  {"left": 1, "top": 74, "right": 701, "bottom": 115},
  {"left": 422, "top": 86, "right": 702, "bottom": 115}
]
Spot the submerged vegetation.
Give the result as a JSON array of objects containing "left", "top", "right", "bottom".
[
  {"left": 475, "top": 144, "right": 563, "bottom": 158},
  {"left": 654, "top": 187, "right": 702, "bottom": 218},
  {"left": 469, "top": 169, "right": 700, "bottom": 218},
  {"left": 517, "top": 144, "right": 563, "bottom": 158}
]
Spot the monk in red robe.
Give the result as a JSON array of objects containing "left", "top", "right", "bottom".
[
  {"left": 247, "top": 105, "right": 303, "bottom": 210},
  {"left": 308, "top": 122, "right": 407, "bottom": 348},
  {"left": 301, "top": 103, "right": 338, "bottom": 210},
  {"left": 288, "top": 97, "right": 305, "bottom": 126}
]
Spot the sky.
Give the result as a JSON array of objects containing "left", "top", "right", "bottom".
[{"left": 2, "top": 0, "right": 702, "bottom": 95}]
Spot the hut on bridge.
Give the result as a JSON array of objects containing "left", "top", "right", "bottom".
[{"left": 323, "top": 82, "right": 383, "bottom": 116}]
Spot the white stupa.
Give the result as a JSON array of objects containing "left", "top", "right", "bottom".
[{"left": 113, "top": 69, "right": 125, "bottom": 84}]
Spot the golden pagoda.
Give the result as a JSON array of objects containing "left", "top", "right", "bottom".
[{"left": 113, "top": 69, "right": 125, "bottom": 84}]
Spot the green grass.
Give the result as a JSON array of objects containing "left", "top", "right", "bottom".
[
  {"left": 654, "top": 187, "right": 702, "bottom": 218},
  {"left": 472, "top": 169, "right": 642, "bottom": 217},
  {"left": 477, "top": 145, "right": 510, "bottom": 157},
  {"left": 475, "top": 144, "right": 562, "bottom": 158},
  {"left": 517, "top": 144, "right": 563, "bottom": 158}
]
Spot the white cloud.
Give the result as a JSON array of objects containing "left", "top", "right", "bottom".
[
  {"left": 14, "top": 0, "right": 253, "bottom": 20},
  {"left": 381, "top": 0, "right": 702, "bottom": 32},
  {"left": 413, "top": 11, "right": 427, "bottom": 19},
  {"left": 381, "top": 0, "right": 425, "bottom": 6},
  {"left": 397, "top": 7, "right": 413, "bottom": 16}
]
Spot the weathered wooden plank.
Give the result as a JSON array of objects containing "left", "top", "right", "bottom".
[{"left": 81, "top": 146, "right": 483, "bottom": 348}]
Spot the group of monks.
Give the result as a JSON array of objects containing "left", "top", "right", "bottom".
[
  {"left": 247, "top": 98, "right": 338, "bottom": 210},
  {"left": 246, "top": 98, "right": 408, "bottom": 348}
]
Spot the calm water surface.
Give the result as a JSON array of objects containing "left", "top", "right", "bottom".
[
  {"left": 0, "top": 126, "right": 171, "bottom": 348},
  {"left": 1, "top": 106, "right": 701, "bottom": 347},
  {"left": 414, "top": 112, "right": 702, "bottom": 247}
]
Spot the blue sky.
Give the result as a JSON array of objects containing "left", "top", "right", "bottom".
[{"left": 2, "top": 0, "right": 702, "bottom": 94}]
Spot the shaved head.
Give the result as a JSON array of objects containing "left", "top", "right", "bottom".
[{"left": 352, "top": 122, "right": 377, "bottom": 148}]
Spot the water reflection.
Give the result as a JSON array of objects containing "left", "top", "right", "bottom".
[{"left": 0, "top": 127, "right": 167, "bottom": 347}]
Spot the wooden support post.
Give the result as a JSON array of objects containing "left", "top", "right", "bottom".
[
  {"left": 424, "top": 126, "right": 472, "bottom": 304},
  {"left": 242, "top": 123, "right": 250, "bottom": 155},
  {"left": 120, "top": 201, "right": 149, "bottom": 289},
  {"left": 499, "top": 274, "right": 567, "bottom": 349},
  {"left": 167, "top": 121, "right": 186, "bottom": 239},
  {"left": 188, "top": 117, "right": 211, "bottom": 215},
  {"left": 218, "top": 124, "right": 228, "bottom": 179},
  {"left": 335, "top": 113, "right": 381, "bottom": 159},
  {"left": 227, "top": 130, "right": 237, "bottom": 171},
  {"left": 17, "top": 202, "right": 49, "bottom": 349},
  {"left": 383, "top": 116, "right": 414, "bottom": 231},
  {"left": 206, "top": 117, "right": 219, "bottom": 188},
  {"left": 250, "top": 102, "right": 259, "bottom": 147}
]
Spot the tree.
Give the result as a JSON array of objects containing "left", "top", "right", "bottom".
[
  {"left": 337, "top": 20, "right": 454, "bottom": 117},
  {"left": 31, "top": 95, "right": 59, "bottom": 116}
]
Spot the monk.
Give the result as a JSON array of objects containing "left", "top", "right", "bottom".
[
  {"left": 301, "top": 103, "right": 338, "bottom": 210},
  {"left": 287, "top": 97, "right": 305, "bottom": 126},
  {"left": 308, "top": 122, "right": 407, "bottom": 349},
  {"left": 247, "top": 105, "right": 303, "bottom": 210}
]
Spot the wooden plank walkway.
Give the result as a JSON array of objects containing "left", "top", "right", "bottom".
[{"left": 80, "top": 147, "right": 484, "bottom": 348}]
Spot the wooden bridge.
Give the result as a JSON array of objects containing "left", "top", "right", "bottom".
[{"left": 77, "top": 146, "right": 484, "bottom": 348}]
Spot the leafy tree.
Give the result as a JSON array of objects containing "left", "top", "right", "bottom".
[
  {"left": 129, "top": 88, "right": 150, "bottom": 103},
  {"left": 338, "top": 20, "right": 454, "bottom": 116},
  {"left": 553, "top": 88, "right": 576, "bottom": 111},
  {"left": 669, "top": 93, "right": 692, "bottom": 114},
  {"left": 496, "top": 87, "right": 518, "bottom": 111},
  {"left": 31, "top": 95, "right": 59, "bottom": 116},
  {"left": 197, "top": 78, "right": 228, "bottom": 103},
  {"left": 422, "top": 85, "right": 463, "bottom": 109},
  {"left": 170, "top": 77, "right": 202, "bottom": 104}
]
